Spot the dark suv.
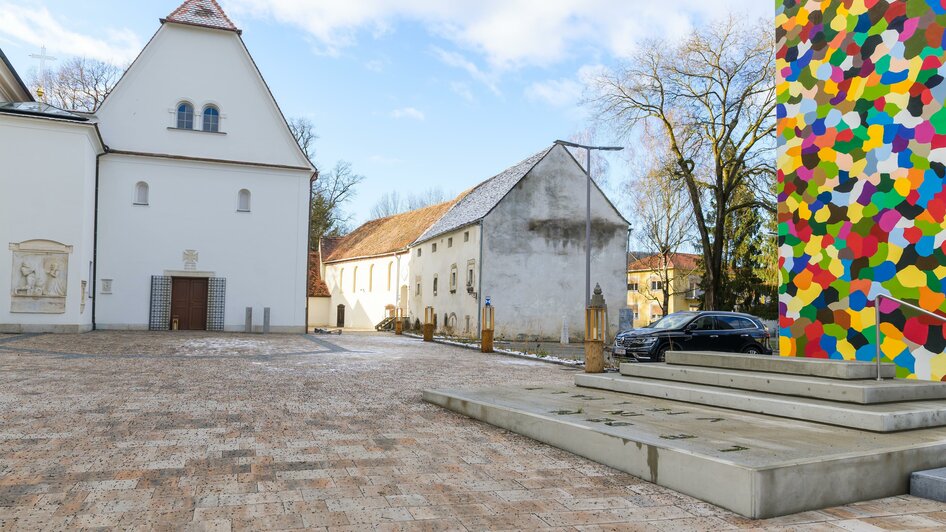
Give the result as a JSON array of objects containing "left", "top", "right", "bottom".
[{"left": 613, "top": 311, "right": 772, "bottom": 362}]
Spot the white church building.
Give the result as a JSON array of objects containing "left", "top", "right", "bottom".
[{"left": 0, "top": 0, "right": 315, "bottom": 333}]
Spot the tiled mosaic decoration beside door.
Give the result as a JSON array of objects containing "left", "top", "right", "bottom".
[{"left": 777, "top": 0, "right": 946, "bottom": 379}]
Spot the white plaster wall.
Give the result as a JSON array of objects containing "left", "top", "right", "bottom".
[
  {"left": 0, "top": 115, "right": 100, "bottom": 332},
  {"left": 323, "top": 252, "right": 408, "bottom": 329},
  {"left": 95, "top": 24, "right": 310, "bottom": 169},
  {"left": 407, "top": 226, "right": 481, "bottom": 336},
  {"left": 482, "top": 145, "right": 628, "bottom": 341},
  {"left": 95, "top": 154, "right": 309, "bottom": 331},
  {"left": 307, "top": 296, "right": 330, "bottom": 328}
]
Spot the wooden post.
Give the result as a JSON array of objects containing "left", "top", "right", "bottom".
[
  {"left": 584, "top": 284, "right": 607, "bottom": 373},
  {"left": 481, "top": 303, "right": 494, "bottom": 353}
]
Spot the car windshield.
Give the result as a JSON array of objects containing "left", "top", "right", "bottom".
[{"left": 646, "top": 312, "right": 696, "bottom": 330}]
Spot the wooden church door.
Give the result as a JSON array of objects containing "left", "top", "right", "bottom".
[{"left": 171, "top": 277, "right": 208, "bottom": 330}]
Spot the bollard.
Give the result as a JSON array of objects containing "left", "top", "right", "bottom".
[
  {"left": 584, "top": 284, "right": 607, "bottom": 373},
  {"left": 263, "top": 307, "right": 270, "bottom": 334},
  {"left": 245, "top": 307, "right": 252, "bottom": 333},
  {"left": 481, "top": 302, "right": 495, "bottom": 353},
  {"left": 423, "top": 306, "right": 435, "bottom": 342}
]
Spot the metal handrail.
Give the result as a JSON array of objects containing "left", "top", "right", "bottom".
[{"left": 874, "top": 294, "right": 946, "bottom": 381}]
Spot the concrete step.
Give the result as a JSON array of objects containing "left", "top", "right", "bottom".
[
  {"left": 911, "top": 468, "right": 946, "bottom": 502},
  {"left": 666, "top": 351, "right": 897, "bottom": 380},
  {"left": 620, "top": 363, "right": 946, "bottom": 404},
  {"left": 424, "top": 384, "right": 946, "bottom": 519},
  {"left": 575, "top": 373, "right": 946, "bottom": 432}
]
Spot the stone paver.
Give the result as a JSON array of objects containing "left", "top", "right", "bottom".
[{"left": 0, "top": 331, "right": 944, "bottom": 531}]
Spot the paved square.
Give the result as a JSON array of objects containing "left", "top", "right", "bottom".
[{"left": 1, "top": 331, "right": 944, "bottom": 530}]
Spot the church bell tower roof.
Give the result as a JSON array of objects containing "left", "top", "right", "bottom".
[{"left": 162, "top": 0, "right": 241, "bottom": 34}]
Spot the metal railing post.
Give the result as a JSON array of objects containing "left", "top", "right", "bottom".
[{"left": 873, "top": 294, "right": 946, "bottom": 382}]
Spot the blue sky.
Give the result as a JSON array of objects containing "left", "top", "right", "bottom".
[{"left": 0, "top": 0, "right": 773, "bottom": 227}]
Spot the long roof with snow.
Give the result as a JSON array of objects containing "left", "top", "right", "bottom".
[{"left": 413, "top": 146, "right": 553, "bottom": 244}]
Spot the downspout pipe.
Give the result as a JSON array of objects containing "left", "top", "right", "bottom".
[{"left": 91, "top": 145, "right": 107, "bottom": 331}]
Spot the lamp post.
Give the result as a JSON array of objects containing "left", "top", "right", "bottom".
[{"left": 554, "top": 140, "right": 624, "bottom": 306}]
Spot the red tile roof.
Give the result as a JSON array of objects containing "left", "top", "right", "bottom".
[
  {"left": 164, "top": 0, "right": 240, "bottom": 33},
  {"left": 627, "top": 252, "right": 701, "bottom": 272},
  {"left": 323, "top": 200, "right": 459, "bottom": 263},
  {"left": 307, "top": 251, "right": 330, "bottom": 297}
]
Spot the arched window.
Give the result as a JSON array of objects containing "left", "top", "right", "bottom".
[
  {"left": 387, "top": 262, "right": 393, "bottom": 291},
  {"left": 353, "top": 266, "right": 358, "bottom": 292},
  {"left": 134, "top": 181, "right": 149, "bottom": 205},
  {"left": 368, "top": 264, "right": 374, "bottom": 292},
  {"left": 202, "top": 105, "right": 220, "bottom": 132},
  {"left": 176, "top": 102, "right": 194, "bottom": 129},
  {"left": 237, "top": 189, "right": 251, "bottom": 212}
]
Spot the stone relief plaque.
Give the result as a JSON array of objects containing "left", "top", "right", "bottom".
[{"left": 9, "top": 240, "right": 72, "bottom": 314}]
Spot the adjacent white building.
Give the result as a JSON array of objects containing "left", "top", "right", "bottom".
[
  {"left": 1, "top": 0, "right": 315, "bottom": 333},
  {"left": 311, "top": 144, "right": 630, "bottom": 340}
]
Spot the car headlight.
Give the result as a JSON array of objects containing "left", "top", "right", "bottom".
[{"left": 639, "top": 337, "right": 658, "bottom": 346}]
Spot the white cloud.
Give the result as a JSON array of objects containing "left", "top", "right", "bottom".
[
  {"left": 365, "top": 59, "right": 385, "bottom": 72},
  {"left": 228, "top": 0, "right": 773, "bottom": 70},
  {"left": 390, "top": 107, "right": 425, "bottom": 120},
  {"left": 450, "top": 81, "right": 474, "bottom": 102},
  {"left": 526, "top": 65, "right": 606, "bottom": 107},
  {"left": 0, "top": 3, "right": 140, "bottom": 65},
  {"left": 432, "top": 47, "right": 500, "bottom": 95}
]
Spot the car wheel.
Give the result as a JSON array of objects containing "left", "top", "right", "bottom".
[
  {"left": 656, "top": 345, "right": 669, "bottom": 362},
  {"left": 742, "top": 345, "right": 762, "bottom": 355}
]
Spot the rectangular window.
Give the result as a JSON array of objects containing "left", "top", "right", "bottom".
[
  {"left": 464, "top": 231, "right": 470, "bottom": 242},
  {"left": 415, "top": 276, "right": 421, "bottom": 296},
  {"left": 651, "top": 280, "right": 663, "bottom": 291},
  {"left": 417, "top": 248, "right": 422, "bottom": 257},
  {"left": 433, "top": 276, "right": 438, "bottom": 296},
  {"left": 450, "top": 264, "right": 458, "bottom": 292},
  {"left": 432, "top": 243, "right": 438, "bottom": 253},
  {"left": 448, "top": 237, "right": 453, "bottom": 248},
  {"left": 628, "top": 282, "right": 639, "bottom": 292}
]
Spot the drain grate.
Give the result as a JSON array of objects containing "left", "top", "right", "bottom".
[
  {"left": 660, "top": 434, "right": 696, "bottom": 440},
  {"left": 720, "top": 445, "right": 749, "bottom": 452},
  {"left": 550, "top": 409, "right": 582, "bottom": 415}
]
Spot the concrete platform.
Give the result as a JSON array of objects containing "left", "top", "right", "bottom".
[
  {"left": 621, "top": 363, "right": 946, "bottom": 404},
  {"left": 575, "top": 373, "right": 946, "bottom": 432},
  {"left": 911, "top": 468, "right": 946, "bottom": 503},
  {"left": 667, "top": 351, "right": 897, "bottom": 379},
  {"left": 423, "top": 384, "right": 946, "bottom": 518}
]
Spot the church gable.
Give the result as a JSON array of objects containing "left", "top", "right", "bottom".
[{"left": 95, "top": 2, "right": 311, "bottom": 170}]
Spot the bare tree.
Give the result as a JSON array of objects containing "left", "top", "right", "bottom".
[
  {"left": 370, "top": 191, "right": 405, "bottom": 219},
  {"left": 628, "top": 129, "right": 697, "bottom": 315},
  {"left": 309, "top": 161, "right": 365, "bottom": 244},
  {"left": 31, "top": 57, "right": 123, "bottom": 112},
  {"left": 566, "top": 125, "right": 611, "bottom": 187},
  {"left": 288, "top": 117, "right": 318, "bottom": 162},
  {"left": 592, "top": 16, "right": 775, "bottom": 309},
  {"left": 405, "top": 187, "right": 449, "bottom": 210}
]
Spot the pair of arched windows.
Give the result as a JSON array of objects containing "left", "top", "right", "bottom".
[
  {"left": 133, "top": 182, "right": 249, "bottom": 212},
  {"left": 176, "top": 102, "right": 220, "bottom": 132}
]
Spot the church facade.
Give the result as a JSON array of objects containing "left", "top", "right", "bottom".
[{"left": 0, "top": 1, "right": 314, "bottom": 333}]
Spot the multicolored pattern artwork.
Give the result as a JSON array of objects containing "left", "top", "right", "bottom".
[{"left": 776, "top": 0, "right": 946, "bottom": 380}]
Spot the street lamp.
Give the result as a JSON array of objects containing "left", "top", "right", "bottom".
[{"left": 554, "top": 140, "right": 624, "bottom": 306}]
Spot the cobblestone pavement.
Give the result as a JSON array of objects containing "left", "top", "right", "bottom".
[{"left": 1, "top": 331, "right": 945, "bottom": 531}]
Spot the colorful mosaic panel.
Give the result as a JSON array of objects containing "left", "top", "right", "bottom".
[{"left": 776, "top": 0, "right": 946, "bottom": 380}]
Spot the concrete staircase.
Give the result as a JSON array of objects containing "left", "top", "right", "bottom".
[
  {"left": 574, "top": 352, "right": 946, "bottom": 432},
  {"left": 424, "top": 350, "right": 946, "bottom": 518}
]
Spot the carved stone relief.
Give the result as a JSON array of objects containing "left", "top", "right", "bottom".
[{"left": 9, "top": 240, "right": 72, "bottom": 314}]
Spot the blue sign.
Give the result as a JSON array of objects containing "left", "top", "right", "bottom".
[{"left": 485, "top": 297, "right": 491, "bottom": 306}]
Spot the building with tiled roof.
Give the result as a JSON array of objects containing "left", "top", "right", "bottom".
[
  {"left": 309, "top": 144, "right": 629, "bottom": 340},
  {"left": 626, "top": 251, "right": 703, "bottom": 327}
]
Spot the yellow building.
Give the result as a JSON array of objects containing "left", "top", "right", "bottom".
[{"left": 626, "top": 252, "right": 702, "bottom": 327}]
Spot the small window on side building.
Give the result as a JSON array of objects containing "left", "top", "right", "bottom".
[{"left": 237, "top": 189, "right": 251, "bottom": 212}]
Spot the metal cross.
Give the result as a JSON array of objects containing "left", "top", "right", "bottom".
[{"left": 29, "top": 46, "right": 57, "bottom": 100}]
